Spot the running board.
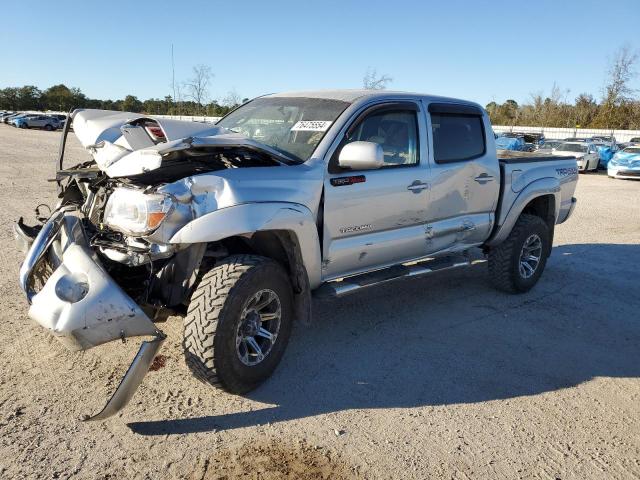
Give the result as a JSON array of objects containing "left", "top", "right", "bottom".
[{"left": 315, "top": 255, "right": 487, "bottom": 299}]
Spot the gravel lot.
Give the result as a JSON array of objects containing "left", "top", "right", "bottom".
[{"left": 0, "top": 125, "right": 638, "bottom": 479}]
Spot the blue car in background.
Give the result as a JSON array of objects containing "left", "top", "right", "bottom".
[
  {"left": 495, "top": 135, "right": 526, "bottom": 151},
  {"left": 608, "top": 146, "right": 640, "bottom": 180}
]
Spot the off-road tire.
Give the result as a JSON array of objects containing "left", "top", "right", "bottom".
[
  {"left": 183, "top": 254, "right": 293, "bottom": 394},
  {"left": 488, "top": 214, "right": 550, "bottom": 293}
]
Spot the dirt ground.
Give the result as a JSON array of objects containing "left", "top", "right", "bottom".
[{"left": 0, "top": 125, "right": 638, "bottom": 480}]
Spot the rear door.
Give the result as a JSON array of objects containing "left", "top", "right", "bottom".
[
  {"left": 322, "top": 101, "right": 430, "bottom": 280},
  {"left": 422, "top": 103, "right": 500, "bottom": 253}
]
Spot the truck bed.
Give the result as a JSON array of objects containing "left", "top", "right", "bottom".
[
  {"left": 497, "top": 149, "right": 576, "bottom": 163},
  {"left": 490, "top": 150, "right": 579, "bottom": 246}
]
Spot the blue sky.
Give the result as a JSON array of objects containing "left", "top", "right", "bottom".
[{"left": 2, "top": 0, "right": 639, "bottom": 107}]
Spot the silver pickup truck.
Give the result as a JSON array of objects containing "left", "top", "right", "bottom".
[{"left": 15, "top": 90, "right": 578, "bottom": 420}]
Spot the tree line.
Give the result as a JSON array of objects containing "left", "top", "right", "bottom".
[
  {"left": 0, "top": 83, "right": 238, "bottom": 117},
  {"left": 486, "top": 46, "right": 640, "bottom": 130}
]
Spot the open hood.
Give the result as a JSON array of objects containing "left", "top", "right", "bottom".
[{"left": 70, "top": 109, "right": 291, "bottom": 178}]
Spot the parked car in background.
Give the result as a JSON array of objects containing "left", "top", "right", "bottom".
[
  {"left": 608, "top": 146, "right": 640, "bottom": 179},
  {"left": 498, "top": 132, "right": 543, "bottom": 151},
  {"left": 0, "top": 112, "right": 16, "bottom": 122},
  {"left": 3, "top": 112, "right": 24, "bottom": 124},
  {"left": 538, "top": 139, "right": 564, "bottom": 152},
  {"left": 554, "top": 141, "right": 600, "bottom": 172},
  {"left": 516, "top": 132, "right": 545, "bottom": 151},
  {"left": 14, "top": 115, "right": 61, "bottom": 131},
  {"left": 11, "top": 114, "right": 39, "bottom": 128},
  {"left": 623, "top": 137, "right": 640, "bottom": 148},
  {"left": 495, "top": 134, "right": 526, "bottom": 151},
  {"left": 591, "top": 135, "right": 617, "bottom": 148}
]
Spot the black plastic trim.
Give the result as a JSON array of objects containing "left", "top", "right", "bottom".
[{"left": 428, "top": 102, "right": 483, "bottom": 116}]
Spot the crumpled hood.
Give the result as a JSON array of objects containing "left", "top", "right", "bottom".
[
  {"left": 610, "top": 151, "right": 640, "bottom": 168},
  {"left": 72, "top": 109, "right": 220, "bottom": 148},
  {"left": 71, "top": 109, "right": 290, "bottom": 178}
]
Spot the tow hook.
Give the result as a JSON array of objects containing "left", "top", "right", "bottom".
[{"left": 82, "top": 330, "right": 166, "bottom": 421}]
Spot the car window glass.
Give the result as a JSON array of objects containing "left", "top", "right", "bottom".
[
  {"left": 345, "top": 110, "right": 419, "bottom": 167},
  {"left": 431, "top": 113, "right": 485, "bottom": 163}
]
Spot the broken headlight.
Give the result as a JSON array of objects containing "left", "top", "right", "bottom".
[{"left": 104, "top": 187, "right": 173, "bottom": 236}]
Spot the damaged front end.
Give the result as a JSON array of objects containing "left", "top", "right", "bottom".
[
  {"left": 17, "top": 206, "right": 170, "bottom": 421},
  {"left": 17, "top": 108, "right": 294, "bottom": 420},
  {"left": 16, "top": 204, "right": 170, "bottom": 421},
  {"left": 15, "top": 111, "right": 220, "bottom": 420}
]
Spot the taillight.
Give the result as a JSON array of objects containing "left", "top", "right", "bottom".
[{"left": 147, "top": 126, "right": 165, "bottom": 138}]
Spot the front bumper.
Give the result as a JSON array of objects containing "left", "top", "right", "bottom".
[
  {"left": 608, "top": 166, "right": 640, "bottom": 179},
  {"left": 18, "top": 209, "right": 158, "bottom": 350},
  {"left": 17, "top": 209, "right": 165, "bottom": 420}
]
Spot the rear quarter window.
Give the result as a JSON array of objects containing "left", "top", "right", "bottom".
[{"left": 431, "top": 113, "right": 485, "bottom": 163}]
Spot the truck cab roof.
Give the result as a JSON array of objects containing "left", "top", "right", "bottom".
[{"left": 265, "top": 89, "right": 485, "bottom": 110}]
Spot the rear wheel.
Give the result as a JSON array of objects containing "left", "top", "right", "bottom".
[
  {"left": 44, "top": 124, "right": 53, "bottom": 131},
  {"left": 183, "top": 254, "right": 293, "bottom": 394},
  {"left": 488, "top": 214, "right": 550, "bottom": 293}
]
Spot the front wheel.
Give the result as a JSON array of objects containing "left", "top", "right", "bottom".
[
  {"left": 44, "top": 124, "right": 53, "bottom": 131},
  {"left": 488, "top": 214, "right": 551, "bottom": 293},
  {"left": 183, "top": 254, "right": 293, "bottom": 394}
]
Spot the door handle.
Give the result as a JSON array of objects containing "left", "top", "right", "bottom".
[
  {"left": 474, "top": 173, "right": 494, "bottom": 184},
  {"left": 407, "top": 181, "right": 429, "bottom": 193}
]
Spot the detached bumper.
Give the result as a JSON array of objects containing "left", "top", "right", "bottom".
[
  {"left": 17, "top": 210, "right": 165, "bottom": 421},
  {"left": 18, "top": 210, "right": 157, "bottom": 351}
]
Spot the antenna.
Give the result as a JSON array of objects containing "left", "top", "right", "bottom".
[{"left": 171, "top": 44, "right": 176, "bottom": 112}]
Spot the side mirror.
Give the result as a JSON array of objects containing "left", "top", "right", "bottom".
[{"left": 338, "top": 141, "right": 384, "bottom": 170}]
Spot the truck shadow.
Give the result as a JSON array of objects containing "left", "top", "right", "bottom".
[{"left": 129, "top": 243, "right": 640, "bottom": 436}]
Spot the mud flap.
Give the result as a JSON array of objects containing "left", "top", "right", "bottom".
[{"left": 83, "top": 331, "right": 166, "bottom": 422}]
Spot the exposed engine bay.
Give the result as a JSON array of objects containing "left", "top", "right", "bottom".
[{"left": 49, "top": 116, "right": 284, "bottom": 318}]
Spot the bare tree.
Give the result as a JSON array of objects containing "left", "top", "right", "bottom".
[
  {"left": 603, "top": 44, "right": 638, "bottom": 106},
  {"left": 592, "top": 45, "right": 639, "bottom": 128},
  {"left": 363, "top": 67, "right": 392, "bottom": 90},
  {"left": 221, "top": 88, "right": 242, "bottom": 108},
  {"left": 184, "top": 64, "right": 213, "bottom": 111}
]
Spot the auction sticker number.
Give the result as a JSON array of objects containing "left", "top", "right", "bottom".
[{"left": 291, "top": 120, "right": 332, "bottom": 132}]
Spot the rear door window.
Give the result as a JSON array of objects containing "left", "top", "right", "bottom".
[{"left": 431, "top": 113, "right": 485, "bottom": 163}]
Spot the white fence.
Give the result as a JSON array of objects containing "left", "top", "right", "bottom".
[
  {"left": 155, "top": 114, "right": 221, "bottom": 123},
  {"left": 493, "top": 125, "right": 640, "bottom": 143}
]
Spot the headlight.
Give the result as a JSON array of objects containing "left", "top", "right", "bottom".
[{"left": 104, "top": 187, "right": 174, "bottom": 235}]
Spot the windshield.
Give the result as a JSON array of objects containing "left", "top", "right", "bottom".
[
  {"left": 624, "top": 147, "right": 640, "bottom": 153},
  {"left": 558, "top": 143, "right": 588, "bottom": 153},
  {"left": 217, "top": 97, "right": 351, "bottom": 163}
]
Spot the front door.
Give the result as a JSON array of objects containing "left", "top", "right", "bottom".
[{"left": 322, "top": 101, "right": 430, "bottom": 280}]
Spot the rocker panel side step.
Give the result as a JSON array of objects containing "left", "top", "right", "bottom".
[{"left": 315, "top": 254, "right": 487, "bottom": 298}]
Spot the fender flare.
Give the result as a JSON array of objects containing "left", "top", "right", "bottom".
[
  {"left": 485, "top": 177, "right": 561, "bottom": 247},
  {"left": 169, "top": 202, "right": 322, "bottom": 289}
]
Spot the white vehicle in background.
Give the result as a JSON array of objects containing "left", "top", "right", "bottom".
[
  {"left": 538, "top": 139, "right": 564, "bottom": 152},
  {"left": 608, "top": 145, "right": 640, "bottom": 179},
  {"left": 554, "top": 142, "right": 600, "bottom": 172}
]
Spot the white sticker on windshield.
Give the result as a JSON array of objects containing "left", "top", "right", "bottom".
[{"left": 290, "top": 120, "right": 332, "bottom": 132}]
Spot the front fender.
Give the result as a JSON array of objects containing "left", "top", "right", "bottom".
[
  {"left": 486, "top": 177, "right": 561, "bottom": 247},
  {"left": 169, "top": 202, "right": 322, "bottom": 289}
]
